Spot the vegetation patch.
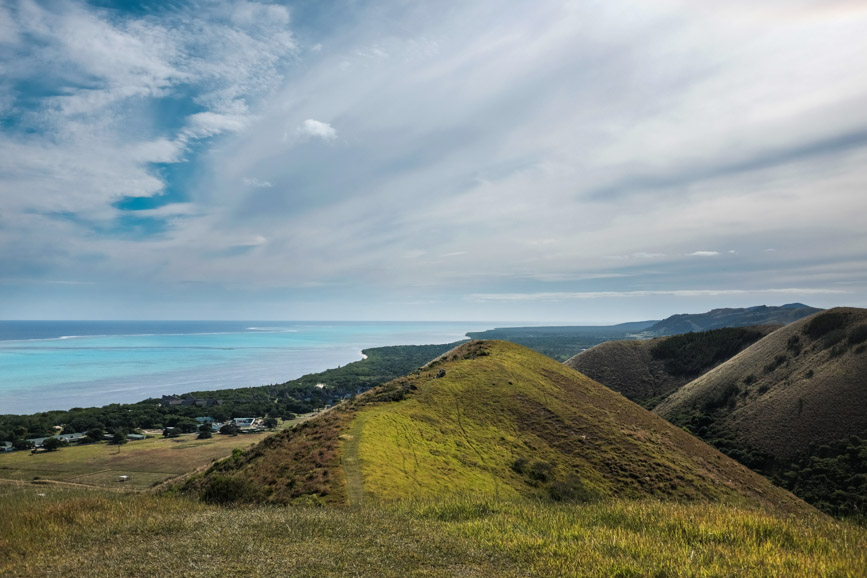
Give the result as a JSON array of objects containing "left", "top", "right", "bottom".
[
  {"left": 805, "top": 310, "right": 851, "bottom": 339},
  {"left": 650, "top": 327, "right": 766, "bottom": 378}
]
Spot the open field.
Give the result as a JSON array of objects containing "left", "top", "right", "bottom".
[
  {"left": 0, "top": 489, "right": 864, "bottom": 577},
  {"left": 0, "top": 432, "right": 275, "bottom": 492}
]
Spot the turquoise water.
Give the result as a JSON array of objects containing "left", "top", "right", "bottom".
[{"left": 0, "top": 321, "right": 496, "bottom": 414}]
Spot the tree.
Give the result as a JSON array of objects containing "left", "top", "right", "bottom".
[
  {"left": 197, "top": 423, "right": 213, "bottom": 439},
  {"left": 163, "top": 427, "right": 181, "bottom": 438},
  {"left": 84, "top": 428, "right": 104, "bottom": 444},
  {"left": 111, "top": 431, "right": 128, "bottom": 445},
  {"left": 12, "top": 439, "right": 32, "bottom": 451},
  {"left": 41, "top": 437, "right": 63, "bottom": 452},
  {"left": 263, "top": 417, "right": 278, "bottom": 430},
  {"left": 219, "top": 423, "right": 240, "bottom": 436}
]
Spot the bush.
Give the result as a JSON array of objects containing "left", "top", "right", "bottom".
[
  {"left": 847, "top": 325, "right": 867, "bottom": 346},
  {"left": 805, "top": 311, "right": 850, "bottom": 339},
  {"left": 528, "top": 461, "right": 555, "bottom": 483},
  {"left": 702, "top": 383, "right": 740, "bottom": 413},
  {"left": 199, "top": 474, "right": 262, "bottom": 504}
]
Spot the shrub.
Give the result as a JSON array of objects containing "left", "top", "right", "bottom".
[
  {"left": 702, "top": 383, "right": 740, "bottom": 412},
  {"left": 511, "top": 457, "right": 528, "bottom": 475},
  {"left": 805, "top": 311, "right": 850, "bottom": 339},
  {"left": 528, "top": 461, "right": 555, "bottom": 483},
  {"left": 847, "top": 325, "right": 867, "bottom": 346},
  {"left": 199, "top": 474, "right": 262, "bottom": 504}
]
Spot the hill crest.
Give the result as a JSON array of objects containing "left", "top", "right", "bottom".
[{"left": 185, "top": 341, "right": 812, "bottom": 515}]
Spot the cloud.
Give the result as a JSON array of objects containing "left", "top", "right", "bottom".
[
  {"left": 242, "top": 177, "right": 273, "bottom": 188},
  {"left": 469, "top": 288, "right": 850, "bottom": 302},
  {"left": 298, "top": 119, "right": 337, "bottom": 141},
  {"left": 2, "top": 0, "right": 867, "bottom": 320},
  {"left": 0, "top": 0, "right": 295, "bottom": 218}
]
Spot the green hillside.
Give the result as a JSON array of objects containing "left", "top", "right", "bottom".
[
  {"left": 186, "top": 340, "right": 811, "bottom": 515},
  {"left": 565, "top": 326, "right": 775, "bottom": 407}
]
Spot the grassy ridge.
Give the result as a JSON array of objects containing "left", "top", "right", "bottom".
[
  {"left": 186, "top": 340, "right": 811, "bottom": 513},
  {"left": 349, "top": 341, "right": 810, "bottom": 513},
  {"left": 1, "top": 487, "right": 864, "bottom": 577}
]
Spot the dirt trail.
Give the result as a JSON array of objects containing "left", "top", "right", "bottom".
[{"left": 342, "top": 412, "right": 368, "bottom": 507}]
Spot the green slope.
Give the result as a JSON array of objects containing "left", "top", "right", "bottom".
[{"left": 187, "top": 340, "right": 812, "bottom": 516}]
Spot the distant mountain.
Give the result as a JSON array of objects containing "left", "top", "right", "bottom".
[
  {"left": 565, "top": 325, "right": 777, "bottom": 407},
  {"left": 184, "top": 340, "right": 811, "bottom": 515},
  {"left": 645, "top": 304, "right": 821, "bottom": 336},
  {"left": 653, "top": 307, "right": 867, "bottom": 518}
]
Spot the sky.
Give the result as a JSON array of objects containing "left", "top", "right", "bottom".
[{"left": 0, "top": 0, "right": 866, "bottom": 323}]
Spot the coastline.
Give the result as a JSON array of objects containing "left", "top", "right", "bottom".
[{"left": 0, "top": 321, "right": 488, "bottom": 415}]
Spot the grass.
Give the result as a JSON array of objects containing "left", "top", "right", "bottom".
[
  {"left": 0, "top": 487, "right": 864, "bottom": 577},
  {"left": 0, "top": 431, "right": 272, "bottom": 491},
  {"left": 345, "top": 341, "right": 810, "bottom": 514}
]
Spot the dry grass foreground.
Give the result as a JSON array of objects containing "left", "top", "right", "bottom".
[{"left": 1, "top": 485, "right": 864, "bottom": 577}]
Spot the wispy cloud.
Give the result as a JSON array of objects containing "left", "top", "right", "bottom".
[
  {"left": 1, "top": 0, "right": 866, "bottom": 320},
  {"left": 469, "top": 288, "right": 850, "bottom": 302}
]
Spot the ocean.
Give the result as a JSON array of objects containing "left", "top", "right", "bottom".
[{"left": 0, "top": 321, "right": 497, "bottom": 415}]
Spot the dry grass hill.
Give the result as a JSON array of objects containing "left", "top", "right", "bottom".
[
  {"left": 654, "top": 308, "right": 867, "bottom": 461},
  {"left": 183, "top": 340, "right": 811, "bottom": 516},
  {"left": 565, "top": 326, "right": 777, "bottom": 407}
]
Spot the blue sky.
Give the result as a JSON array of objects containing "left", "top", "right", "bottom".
[{"left": 1, "top": 0, "right": 866, "bottom": 322}]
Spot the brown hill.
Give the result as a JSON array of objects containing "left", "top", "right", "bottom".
[
  {"left": 565, "top": 326, "right": 776, "bottom": 406},
  {"left": 184, "top": 340, "right": 813, "bottom": 516},
  {"left": 654, "top": 307, "right": 867, "bottom": 462}
]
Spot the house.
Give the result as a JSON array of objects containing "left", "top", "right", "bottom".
[
  {"left": 1, "top": 441, "right": 13, "bottom": 453},
  {"left": 57, "top": 433, "right": 84, "bottom": 443},
  {"left": 126, "top": 434, "right": 146, "bottom": 441},
  {"left": 233, "top": 418, "right": 256, "bottom": 428}
]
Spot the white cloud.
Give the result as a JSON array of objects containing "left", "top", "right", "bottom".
[
  {"left": 0, "top": 0, "right": 295, "bottom": 218},
  {"left": 688, "top": 251, "right": 721, "bottom": 257},
  {"left": 242, "top": 177, "right": 273, "bottom": 188},
  {"left": 298, "top": 119, "right": 337, "bottom": 141},
  {"left": 469, "top": 288, "right": 850, "bottom": 302}
]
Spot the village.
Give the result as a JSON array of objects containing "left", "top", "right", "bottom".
[{"left": 1, "top": 414, "right": 270, "bottom": 453}]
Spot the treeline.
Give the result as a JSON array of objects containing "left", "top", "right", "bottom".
[
  {"left": 650, "top": 327, "right": 767, "bottom": 377},
  {"left": 0, "top": 342, "right": 461, "bottom": 443}
]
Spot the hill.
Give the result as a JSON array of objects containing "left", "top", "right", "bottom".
[
  {"left": 645, "top": 303, "right": 820, "bottom": 337},
  {"left": 565, "top": 326, "right": 777, "bottom": 407},
  {"left": 654, "top": 307, "right": 867, "bottom": 518},
  {"left": 184, "top": 340, "right": 811, "bottom": 516}
]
